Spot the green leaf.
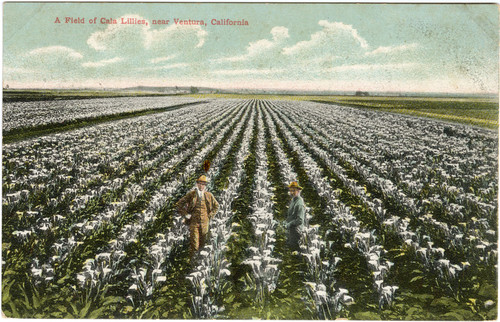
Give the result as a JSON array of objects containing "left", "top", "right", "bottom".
[
  {"left": 182, "top": 310, "right": 192, "bottom": 319},
  {"left": 56, "top": 305, "right": 68, "bottom": 313},
  {"left": 225, "top": 294, "right": 235, "bottom": 304},
  {"left": 57, "top": 275, "right": 70, "bottom": 284},
  {"left": 478, "top": 283, "right": 496, "bottom": 297},
  {"left": 354, "top": 311, "right": 381, "bottom": 320},
  {"left": 7, "top": 301, "right": 20, "bottom": 318},
  {"left": 122, "top": 306, "right": 134, "bottom": 314},
  {"left": 20, "top": 283, "right": 31, "bottom": 310},
  {"left": 31, "top": 287, "right": 41, "bottom": 309},
  {"left": 88, "top": 306, "right": 109, "bottom": 319},
  {"left": 64, "top": 312, "right": 75, "bottom": 319},
  {"left": 2, "top": 270, "right": 19, "bottom": 276},
  {"left": 442, "top": 309, "right": 475, "bottom": 320},
  {"left": 430, "top": 297, "right": 459, "bottom": 308},
  {"left": 101, "top": 296, "right": 125, "bottom": 306},
  {"left": 406, "top": 307, "right": 424, "bottom": 317},
  {"left": 51, "top": 312, "right": 63, "bottom": 318},
  {"left": 79, "top": 301, "right": 92, "bottom": 318},
  {"left": 487, "top": 306, "right": 497, "bottom": 320},
  {"left": 155, "top": 298, "right": 170, "bottom": 306},
  {"left": 408, "top": 293, "right": 434, "bottom": 302},
  {"left": 140, "top": 305, "right": 157, "bottom": 319},
  {"left": 409, "top": 276, "right": 423, "bottom": 283},
  {"left": 2, "top": 280, "right": 14, "bottom": 303}
]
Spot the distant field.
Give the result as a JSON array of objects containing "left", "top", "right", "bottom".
[
  {"left": 2, "top": 89, "right": 179, "bottom": 102},
  {"left": 309, "top": 96, "right": 499, "bottom": 129},
  {"left": 190, "top": 93, "right": 499, "bottom": 129},
  {"left": 2, "top": 95, "right": 206, "bottom": 143},
  {"left": 3, "top": 90, "right": 498, "bottom": 129}
]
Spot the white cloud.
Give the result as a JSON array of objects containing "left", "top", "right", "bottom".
[
  {"left": 5, "top": 46, "right": 86, "bottom": 83},
  {"left": 122, "top": 62, "right": 191, "bottom": 72},
  {"left": 209, "top": 22, "right": 424, "bottom": 85},
  {"left": 87, "top": 14, "right": 207, "bottom": 57},
  {"left": 247, "top": 39, "right": 275, "bottom": 56},
  {"left": 212, "top": 55, "right": 247, "bottom": 63},
  {"left": 271, "top": 26, "right": 289, "bottom": 41},
  {"left": 212, "top": 26, "right": 289, "bottom": 63},
  {"left": 212, "top": 21, "right": 374, "bottom": 70},
  {"left": 246, "top": 26, "right": 289, "bottom": 56},
  {"left": 150, "top": 55, "right": 177, "bottom": 64},
  {"left": 82, "top": 57, "right": 125, "bottom": 68},
  {"left": 365, "top": 43, "right": 419, "bottom": 56},
  {"left": 146, "top": 24, "right": 207, "bottom": 51},
  {"left": 3, "top": 66, "right": 34, "bottom": 74},
  {"left": 27, "top": 46, "right": 83, "bottom": 61},
  {"left": 213, "top": 68, "right": 285, "bottom": 76},
  {"left": 328, "top": 63, "right": 419, "bottom": 72},
  {"left": 19, "top": 46, "right": 84, "bottom": 74},
  {"left": 87, "top": 15, "right": 149, "bottom": 53},
  {"left": 159, "top": 63, "right": 190, "bottom": 70},
  {"left": 283, "top": 21, "right": 369, "bottom": 57}
]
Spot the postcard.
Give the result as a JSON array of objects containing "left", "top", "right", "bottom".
[{"left": 2, "top": 2, "right": 498, "bottom": 320}]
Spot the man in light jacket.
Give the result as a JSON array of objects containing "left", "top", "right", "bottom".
[{"left": 176, "top": 175, "right": 219, "bottom": 258}]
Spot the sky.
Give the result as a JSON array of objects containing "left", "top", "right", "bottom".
[{"left": 3, "top": 3, "right": 499, "bottom": 94}]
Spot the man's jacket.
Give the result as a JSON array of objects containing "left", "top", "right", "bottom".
[
  {"left": 176, "top": 189, "right": 219, "bottom": 220},
  {"left": 286, "top": 196, "right": 305, "bottom": 228}
]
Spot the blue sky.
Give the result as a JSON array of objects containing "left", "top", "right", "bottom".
[{"left": 3, "top": 3, "right": 498, "bottom": 93}]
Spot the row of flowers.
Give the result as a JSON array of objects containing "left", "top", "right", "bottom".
[
  {"left": 262, "top": 103, "right": 355, "bottom": 317},
  {"left": 4, "top": 103, "right": 199, "bottom": 194},
  {"left": 3, "top": 96, "right": 208, "bottom": 132},
  {"left": 266, "top": 100, "right": 496, "bottom": 310},
  {"left": 28, "top": 102, "right": 247, "bottom": 287},
  {"left": 123, "top": 101, "right": 254, "bottom": 308},
  {"left": 3, "top": 103, "right": 211, "bottom": 243},
  {"left": 186, "top": 101, "right": 258, "bottom": 318},
  {"left": 7, "top": 106, "right": 211, "bottom": 284},
  {"left": 9, "top": 114, "right": 196, "bottom": 241},
  {"left": 276, "top": 103, "right": 466, "bottom": 267},
  {"left": 4, "top": 100, "right": 236, "bottom": 229},
  {"left": 241, "top": 105, "right": 281, "bottom": 304},
  {"left": 266, "top": 102, "right": 397, "bottom": 309},
  {"left": 282, "top": 101, "right": 497, "bottom": 268},
  {"left": 296, "top": 100, "right": 497, "bottom": 224}
]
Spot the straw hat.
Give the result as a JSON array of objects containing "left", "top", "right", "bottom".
[
  {"left": 197, "top": 175, "right": 209, "bottom": 183},
  {"left": 288, "top": 181, "right": 303, "bottom": 190}
]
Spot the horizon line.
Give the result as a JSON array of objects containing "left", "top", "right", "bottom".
[{"left": 2, "top": 86, "right": 498, "bottom": 97}]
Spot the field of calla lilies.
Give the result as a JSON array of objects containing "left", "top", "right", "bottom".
[{"left": 2, "top": 97, "right": 498, "bottom": 319}]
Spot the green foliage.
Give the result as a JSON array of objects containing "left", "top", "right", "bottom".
[
  {"left": 478, "top": 283, "right": 496, "bottom": 298},
  {"left": 311, "top": 97, "right": 498, "bottom": 129},
  {"left": 354, "top": 311, "right": 382, "bottom": 320},
  {"left": 3, "top": 99, "right": 497, "bottom": 319}
]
